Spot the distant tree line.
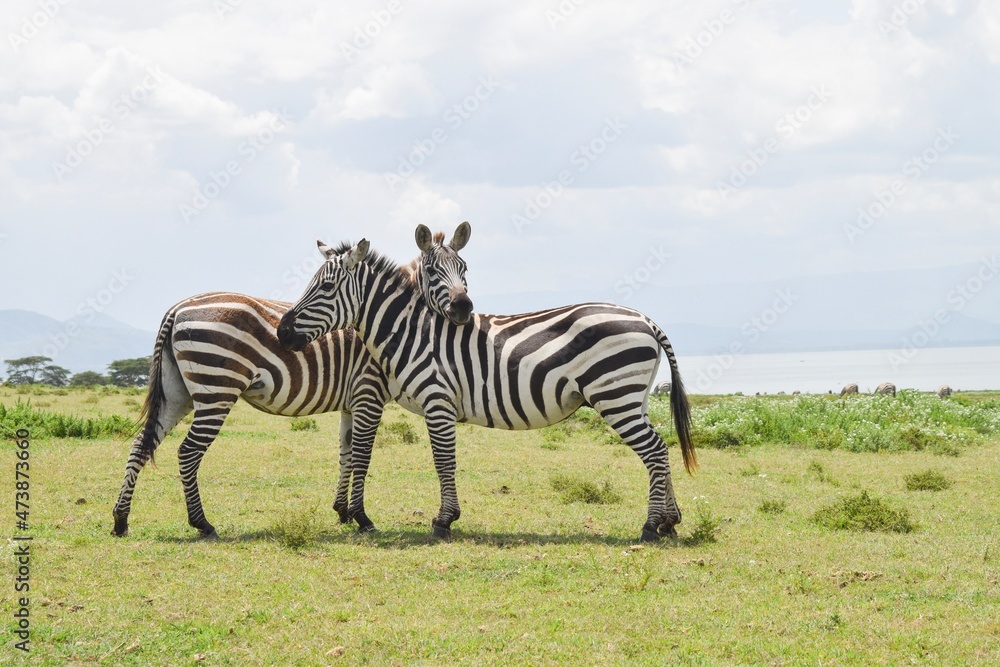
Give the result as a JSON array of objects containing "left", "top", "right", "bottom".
[{"left": 1, "top": 356, "right": 151, "bottom": 388}]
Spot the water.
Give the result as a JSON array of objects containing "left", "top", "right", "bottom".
[{"left": 678, "top": 345, "right": 1000, "bottom": 395}]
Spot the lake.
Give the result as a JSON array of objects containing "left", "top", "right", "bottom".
[{"left": 678, "top": 345, "right": 1000, "bottom": 395}]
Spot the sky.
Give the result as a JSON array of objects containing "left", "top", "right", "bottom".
[{"left": 1, "top": 0, "right": 998, "bottom": 335}]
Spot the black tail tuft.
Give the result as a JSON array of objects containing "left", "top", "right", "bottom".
[
  {"left": 669, "top": 361, "right": 697, "bottom": 474},
  {"left": 136, "top": 310, "right": 175, "bottom": 464}
]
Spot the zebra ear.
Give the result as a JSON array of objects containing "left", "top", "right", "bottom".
[
  {"left": 449, "top": 221, "right": 471, "bottom": 251},
  {"left": 415, "top": 224, "right": 433, "bottom": 252},
  {"left": 317, "top": 240, "right": 337, "bottom": 260},
  {"left": 344, "top": 239, "right": 369, "bottom": 270}
]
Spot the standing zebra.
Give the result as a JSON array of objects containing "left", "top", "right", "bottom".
[
  {"left": 651, "top": 381, "right": 672, "bottom": 396},
  {"left": 840, "top": 383, "right": 859, "bottom": 397},
  {"left": 277, "top": 237, "right": 696, "bottom": 542},
  {"left": 938, "top": 385, "right": 952, "bottom": 398},
  {"left": 111, "top": 223, "right": 473, "bottom": 538}
]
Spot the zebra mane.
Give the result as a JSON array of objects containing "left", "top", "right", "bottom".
[{"left": 331, "top": 240, "right": 416, "bottom": 290}]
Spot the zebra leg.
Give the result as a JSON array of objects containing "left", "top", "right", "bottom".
[
  {"left": 333, "top": 412, "right": 353, "bottom": 523},
  {"left": 599, "top": 409, "right": 681, "bottom": 542},
  {"left": 111, "top": 365, "right": 192, "bottom": 537},
  {"left": 425, "top": 406, "right": 460, "bottom": 539},
  {"left": 178, "top": 402, "right": 236, "bottom": 538},
  {"left": 345, "top": 400, "right": 384, "bottom": 533}
]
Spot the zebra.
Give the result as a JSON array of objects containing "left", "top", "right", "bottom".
[
  {"left": 277, "top": 237, "right": 696, "bottom": 543},
  {"left": 111, "top": 223, "right": 472, "bottom": 538},
  {"left": 651, "top": 381, "right": 672, "bottom": 396},
  {"left": 840, "top": 383, "right": 859, "bottom": 397},
  {"left": 875, "top": 382, "right": 896, "bottom": 397},
  {"left": 938, "top": 385, "right": 952, "bottom": 398}
]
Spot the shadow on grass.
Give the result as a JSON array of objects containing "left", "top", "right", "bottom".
[{"left": 154, "top": 525, "right": 696, "bottom": 549}]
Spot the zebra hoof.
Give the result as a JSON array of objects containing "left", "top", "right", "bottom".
[
  {"left": 640, "top": 528, "right": 661, "bottom": 543},
  {"left": 658, "top": 524, "right": 679, "bottom": 539},
  {"left": 200, "top": 529, "right": 219, "bottom": 540},
  {"left": 334, "top": 506, "right": 351, "bottom": 524},
  {"left": 431, "top": 523, "right": 452, "bottom": 540},
  {"left": 111, "top": 516, "right": 129, "bottom": 537},
  {"left": 357, "top": 523, "right": 377, "bottom": 534}
]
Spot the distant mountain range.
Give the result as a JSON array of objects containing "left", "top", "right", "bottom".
[
  {"left": 0, "top": 310, "right": 155, "bottom": 376},
  {"left": 3, "top": 262, "right": 999, "bottom": 376}
]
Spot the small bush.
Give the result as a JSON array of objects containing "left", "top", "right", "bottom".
[
  {"left": 904, "top": 469, "right": 952, "bottom": 492},
  {"left": 550, "top": 474, "right": 621, "bottom": 505},
  {"left": 289, "top": 417, "right": 318, "bottom": 432},
  {"left": 896, "top": 426, "right": 945, "bottom": 452},
  {"left": 812, "top": 491, "right": 915, "bottom": 533},
  {"left": 269, "top": 508, "right": 322, "bottom": 550},
  {"left": 759, "top": 499, "right": 787, "bottom": 515},
  {"left": 688, "top": 500, "right": 721, "bottom": 543},
  {"left": 698, "top": 428, "right": 743, "bottom": 449},
  {"left": 377, "top": 420, "right": 419, "bottom": 446}
]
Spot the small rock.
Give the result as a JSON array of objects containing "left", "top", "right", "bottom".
[
  {"left": 326, "top": 646, "right": 345, "bottom": 657},
  {"left": 75, "top": 498, "right": 87, "bottom": 505}
]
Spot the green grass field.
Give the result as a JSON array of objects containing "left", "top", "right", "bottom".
[{"left": 3, "top": 385, "right": 1000, "bottom": 665}]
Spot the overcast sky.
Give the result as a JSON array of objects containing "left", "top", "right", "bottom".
[{"left": 1, "top": 0, "right": 998, "bottom": 331}]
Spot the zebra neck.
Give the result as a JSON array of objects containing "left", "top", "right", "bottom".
[{"left": 354, "top": 263, "right": 425, "bottom": 374}]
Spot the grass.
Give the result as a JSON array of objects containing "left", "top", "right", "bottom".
[{"left": 2, "top": 386, "right": 1000, "bottom": 665}]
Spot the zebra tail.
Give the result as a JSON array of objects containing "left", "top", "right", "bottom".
[
  {"left": 136, "top": 309, "right": 176, "bottom": 464},
  {"left": 654, "top": 325, "right": 697, "bottom": 474}
]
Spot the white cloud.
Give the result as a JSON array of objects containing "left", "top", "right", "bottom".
[{"left": 313, "top": 62, "right": 443, "bottom": 122}]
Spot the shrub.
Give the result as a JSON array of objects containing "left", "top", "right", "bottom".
[
  {"left": 269, "top": 508, "right": 322, "bottom": 550},
  {"left": 759, "top": 499, "right": 787, "bottom": 515},
  {"left": 688, "top": 499, "right": 721, "bottom": 543},
  {"left": 550, "top": 474, "right": 621, "bottom": 505},
  {"left": 0, "top": 399, "right": 135, "bottom": 439},
  {"left": 378, "top": 421, "right": 419, "bottom": 446},
  {"left": 904, "top": 469, "right": 952, "bottom": 492},
  {"left": 812, "top": 491, "right": 915, "bottom": 533},
  {"left": 289, "top": 417, "right": 318, "bottom": 432}
]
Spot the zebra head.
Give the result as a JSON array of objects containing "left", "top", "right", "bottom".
[
  {"left": 414, "top": 221, "right": 473, "bottom": 325},
  {"left": 277, "top": 239, "right": 370, "bottom": 352}
]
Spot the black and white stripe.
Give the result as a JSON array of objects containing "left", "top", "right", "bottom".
[
  {"left": 112, "top": 226, "right": 472, "bottom": 538},
  {"left": 278, "top": 238, "right": 696, "bottom": 542}
]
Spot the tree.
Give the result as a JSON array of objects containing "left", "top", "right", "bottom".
[
  {"left": 108, "top": 357, "right": 151, "bottom": 387},
  {"left": 70, "top": 371, "right": 109, "bottom": 386},
  {"left": 4, "top": 356, "right": 53, "bottom": 385},
  {"left": 39, "top": 364, "right": 71, "bottom": 387}
]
